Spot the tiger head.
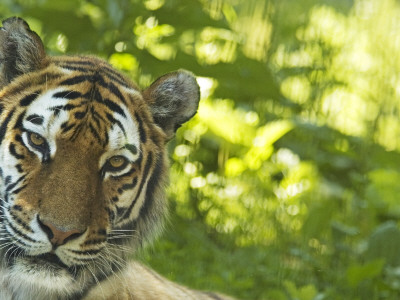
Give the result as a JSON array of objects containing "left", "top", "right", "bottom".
[{"left": 0, "top": 17, "right": 200, "bottom": 298}]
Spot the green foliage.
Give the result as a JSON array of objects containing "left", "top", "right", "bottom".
[
  {"left": 347, "top": 259, "right": 385, "bottom": 288},
  {"left": 5, "top": 0, "right": 400, "bottom": 299}
]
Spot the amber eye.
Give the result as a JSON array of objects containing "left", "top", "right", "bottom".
[
  {"left": 28, "top": 132, "right": 45, "bottom": 147},
  {"left": 107, "top": 156, "right": 128, "bottom": 172}
]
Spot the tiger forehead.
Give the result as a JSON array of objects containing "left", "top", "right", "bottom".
[
  {"left": 53, "top": 56, "right": 140, "bottom": 92},
  {"left": 18, "top": 59, "right": 146, "bottom": 148},
  {"left": 23, "top": 89, "right": 140, "bottom": 145}
]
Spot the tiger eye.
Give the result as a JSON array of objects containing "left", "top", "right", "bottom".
[
  {"left": 29, "top": 132, "right": 45, "bottom": 146},
  {"left": 109, "top": 156, "right": 127, "bottom": 169}
]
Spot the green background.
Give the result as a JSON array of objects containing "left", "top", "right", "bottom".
[{"left": 3, "top": 0, "right": 400, "bottom": 299}]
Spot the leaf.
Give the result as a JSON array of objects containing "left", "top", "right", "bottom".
[
  {"left": 347, "top": 259, "right": 385, "bottom": 287},
  {"left": 302, "top": 201, "right": 334, "bottom": 239},
  {"left": 283, "top": 280, "right": 318, "bottom": 300},
  {"left": 366, "top": 221, "right": 400, "bottom": 267}
]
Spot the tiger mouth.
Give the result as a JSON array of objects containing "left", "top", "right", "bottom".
[
  {"left": 5, "top": 247, "right": 82, "bottom": 276},
  {"left": 35, "top": 253, "right": 69, "bottom": 269}
]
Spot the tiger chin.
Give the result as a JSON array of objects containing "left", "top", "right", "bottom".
[{"left": 0, "top": 17, "right": 234, "bottom": 300}]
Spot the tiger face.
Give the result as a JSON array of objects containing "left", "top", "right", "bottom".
[{"left": 0, "top": 17, "right": 199, "bottom": 299}]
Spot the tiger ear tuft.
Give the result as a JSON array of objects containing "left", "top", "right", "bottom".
[
  {"left": 0, "top": 17, "right": 47, "bottom": 89},
  {"left": 144, "top": 70, "right": 200, "bottom": 140}
]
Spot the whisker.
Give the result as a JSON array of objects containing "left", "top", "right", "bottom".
[
  {"left": 86, "top": 257, "right": 106, "bottom": 300},
  {"left": 107, "top": 235, "right": 134, "bottom": 240}
]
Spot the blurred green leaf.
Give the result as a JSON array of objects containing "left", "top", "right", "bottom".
[
  {"left": 347, "top": 259, "right": 385, "bottom": 288},
  {"left": 284, "top": 280, "right": 319, "bottom": 300},
  {"left": 367, "top": 222, "right": 400, "bottom": 267}
]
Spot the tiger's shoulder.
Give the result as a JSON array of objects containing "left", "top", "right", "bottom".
[{"left": 84, "top": 261, "right": 236, "bottom": 300}]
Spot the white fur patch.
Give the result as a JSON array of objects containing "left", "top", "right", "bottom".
[
  {"left": 23, "top": 88, "right": 71, "bottom": 158},
  {"left": 99, "top": 103, "right": 141, "bottom": 178},
  {"left": 3, "top": 259, "right": 81, "bottom": 300}
]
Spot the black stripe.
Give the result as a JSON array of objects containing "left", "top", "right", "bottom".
[
  {"left": 14, "top": 134, "right": 24, "bottom": 146},
  {"left": 26, "top": 114, "right": 44, "bottom": 125},
  {"left": 5, "top": 176, "right": 11, "bottom": 185},
  {"left": 120, "top": 176, "right": 138, "bottom": 192},
  {"left": 6, "top": 219, "right": 37, "bottom": 243},
  {"left": 15, "top": 164, "right": 23, "bottom": 173},
  {"left": 101, "top": 81, "right": 127, "bottom": 104},
  {"left": 102, "top": 67, "right": 131, "bottom": 87},
  {"left": 88, "top": 72, "right": 103, "bottom": 84},
  {"left": 91, "top": 108, "right": 104, "bottom": 128},
  {"left": 6, "top": 175, "right": 26, "bottom": 193},
  {"left": 3, "top": 229, "right": 30, "bottom": 249},
  {"left": 37, "top": 72, "right": 63, "bottom": 85},
  {"left": 103, "top": 73, "right": 130, "bottom": 88},
  {"left": 61, "top": 123, "right": 76, "bottom": 134},
  {"left": 74, "top": 111, "right": 86, "bottom": 119},
  {"left": 88, "top": 123, "right": 102, "bottom": 144},
  {"left": 12, "top": 205, "right": 23, "bottom": 211},
  {"left": 106, "top": 207, "right": 115, "bottom": 223},
  {"left": 113, "top": 167, "right": 137, "bottom": 182},
  {"left": 97, "top": 229, "right": 107, "bottom": 236},
  {"left": 68, "top": 249, "right": 103, "bottom": 255},
  {"left": 115, "top": 205, "right": 126, "bottom": 218},
  {"left": 82, "top": 239, "right": 106, "bottom": 246},
  {"left": 53, "top": 91, "right": 82, "bottom": 99},
  {"left": 90, "top": 86, "right": 103, "bottom": 102},
  {"left": 9, "top": 143, "right": 24, "bottom": 159},
  {"left": 13, "top": 112, "right": 25, "bottom": 130},
  {"left": 102, "top": 98, "right": 126, "bottom": 117},
  {"left": 136, "top": 152, "right": 143, "bottom": 167},
  {"left": 51, "top": 104, "right": 77, "bottom": 112},
  {"left": 60, "top": 75, "right": 89, "bottom": 86},
  {"left": 140, "top": 153, "right": 164, "bottom": 219},
  {"left": 9, "top": 210, "right": 33, "bottom": 233},
  {"left": 102, "top": 64, "right": 126, "bottom": 81},
  {"left": 11, "top": 184, "right": 27, "bottom": 195},
  {"left": 20, "top": 92, "right": 39, "bottom": 106},
  {"left": 106, "top": 113, "right": 126, "bottom": 135},
  {"left": 58, "top": 65, "right": 91, "bottom": 72},
  {"left": 135, "top": 112, "right": 147, "bottom": 143},
  {"left": 0, "top": 108, "right": 15, "bottom": 144},
  {"left": 121, "top": 152, "right": 154, "bottom": 220},
  {"left": 125, "top": 144, "right": 138, "bottom": 155},
  {"left": 70, "top": 124, "right": 84, "bottom": 142},
  {"left": 59, "top": 60, "right": 95, "bottom": 67}
]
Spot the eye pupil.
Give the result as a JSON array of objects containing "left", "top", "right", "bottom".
[
  {"left": 109, "top": 156, "right": 126, "bottom": 169},
  {"left": 29, "top": 132, "right": 45, "bottom": 146}
]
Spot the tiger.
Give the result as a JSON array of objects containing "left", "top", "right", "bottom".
[{"left": 0, "top": 17, "right": 235, "bottom": 300}]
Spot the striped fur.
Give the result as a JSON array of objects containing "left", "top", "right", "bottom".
[{"left": 0, "top": 17, "right": 234, "bottom": 300}]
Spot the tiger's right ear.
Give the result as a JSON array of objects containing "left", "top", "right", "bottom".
[{"left": 0, "top": 17, "right": 47, "bottom": 89}]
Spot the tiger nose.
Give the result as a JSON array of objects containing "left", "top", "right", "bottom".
[{"left": 37, "top": 216, "right": 84, "bottom": 247}]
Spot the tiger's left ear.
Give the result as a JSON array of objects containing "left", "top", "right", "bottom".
[
  {"left": 0, "top": 17, "right": 47, "bottom": 89},
  {"left": 143, "top": 70, "right": 200, "bottom": 140}
]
